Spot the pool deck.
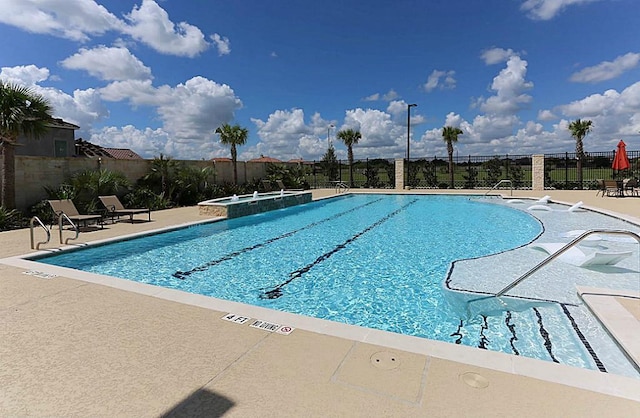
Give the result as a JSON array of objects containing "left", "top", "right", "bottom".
[{"left": 1, "top": 189, "right": 639, "bottom": 417}]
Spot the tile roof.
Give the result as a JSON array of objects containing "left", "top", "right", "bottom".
[
  {"left": 103, "top": 148, "right": 143, "bottom": 160},
  {"left": 75, "top": 139, "right": 142, "bottom": 160},
  {"left": 248, "top": 156, "right": 282, "bottom": 163}
]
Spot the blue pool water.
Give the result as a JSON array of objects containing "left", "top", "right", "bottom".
[{"left": 34, "top": 194, "right": 638, "bottom": 375}]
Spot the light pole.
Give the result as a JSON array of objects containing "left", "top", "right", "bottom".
[
  {"left": 406, "top": 103, "right": 417, "bottom": 188},
  {"left": 327, "top": 124, "right": 334, "bottom": 149}
]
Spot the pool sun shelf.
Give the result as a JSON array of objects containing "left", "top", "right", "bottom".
[{"left": 198, "top": 190, "right": 313, "bottom": 218}]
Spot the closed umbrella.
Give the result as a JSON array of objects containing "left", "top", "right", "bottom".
[{"left": 612, "top": 140, "right": 630, "bottom": 173}]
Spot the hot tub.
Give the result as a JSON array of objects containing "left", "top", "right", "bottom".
[{"left": 198, "top": 190, "right": 313, "bottom": 218}]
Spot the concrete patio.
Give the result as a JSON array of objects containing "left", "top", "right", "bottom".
[{"left": 1, "top": 189, "right": 639, "bottom": 417}]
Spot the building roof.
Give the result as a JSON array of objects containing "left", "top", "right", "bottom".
[
  {"left": 248, "top": 155, "right": 282, "bottom": 163},
  {"left": 211, "top": 157, "right": 232, "bottom": 162},
  {"left": 75, "top": 139, "right": 142, "bottom": 160},
  {"left": 103, "top": 148, "right": 143, "bottom": 160},
  {"left": 47, "top": 118, "right": 80, "bottom": 130}
]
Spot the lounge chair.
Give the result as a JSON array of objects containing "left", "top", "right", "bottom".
[
  {"left": 623, "top": 178, "right": 639, "bottom": 197},
  {"left": 276, "top": 180, "right": 303, "bottom": 191},
  {"left": 99, "top": 195, "right": 151, "bottom": 223},
  {"left": 261, "top": 179, "right": 275, "bottom": 193},
  {"left": 527, "top": 201, "right": 583, "bottom": 212},
  {"left": 48, "top": 199, "right": 103, "bottom": 229},
  {"left": 507, "top": 195, "right": 551, "bottom": 205},
  {"left": 530, "top": 242, "right": 632, "bottom": 267}
]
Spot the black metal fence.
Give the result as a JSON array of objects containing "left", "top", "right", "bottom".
[{"left": 303, "top": 150, "right": 640, "bottom": 190}]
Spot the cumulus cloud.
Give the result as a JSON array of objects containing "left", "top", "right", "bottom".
[
  {"left": 569, "top": 52, "right": 640, "bottom": 83},
  {"left": 475, "top": 56, "right": 534, "bottom": 115},
  {"left": 520, "top": 0, "right": 602, "bottom": 20},
  {"left": 0, "top": 65, "right": 109, "bottom": 129},
  {"left": 60, "top": 46, "right": 153, "bottom": 81},
  {"left": 362, "top": 89, "right": 400, "bottom": 102},
  {"left": 537, "top": 109, "right": 557, "bottom": 120},
  {"left": 480, "top": 47, "right": 517, "bottom": 65},
  {"left": 0, "top": 0, "right": 123, "bottom": 42},
  {"left": 101, "top": 76, "right": 242, "bottom": 146},
  {"left": 123, "top": 0, "right": 209, "bottom": 57},
  {"left": 210, "top": 33, "right": 231, "bottom": 56},
  {"left": 249, "top": 109, "right": 322, "bottom": 160},
  {"left": 0, "top": 64, "right": 50, "bottom": 85},
  {"left": 423, "top": 70, "right": 456, "bottom": 92}
]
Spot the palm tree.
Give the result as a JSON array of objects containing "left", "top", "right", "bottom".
[
  {"left": 0, "top": 81, "right": 53, "bottom": 209},
  {"left": 568, "top": 119, "right": 592, "bottom": 188},
  {"left": 442, "top": 126, "right": 463, "bottom": 188},
  {"left": 336, "top": 128, "right": 362, "bottom": 187},
  {"left": 215, "top": 123, "right": 248, "bottom": 184}
]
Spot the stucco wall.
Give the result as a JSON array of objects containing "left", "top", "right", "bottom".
[{"left": 10, "top": 156, "right": 270, "bottom": 210}]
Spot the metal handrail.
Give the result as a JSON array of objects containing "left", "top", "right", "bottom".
[
  {"left": 484, "top": 179, "right": 513, "bottom": 196},
  {"left": 496, "top": 229, "right": 640, "bottom": 297},
  {"left": 29, "top": 216, "right": 50, "bottom": 250},
  {"left": 335, "top": 182, "right": 350, "bottom": 193},
  {"left": 58, "top": 213, "right": 79, "bottom": 244}
]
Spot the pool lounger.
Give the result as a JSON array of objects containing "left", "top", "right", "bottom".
[
  {"left": 507, "top": 195, "right": 551, "bottom": 205},
  {"left": 530, "top": 242, "right": 632, "bottom": 267},
  {"left": 527, "top": 201, "right": 583, "bottom": 212}
]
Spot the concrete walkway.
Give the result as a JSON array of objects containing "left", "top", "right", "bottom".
[{"left": 1, "top": 190, "right": 639, "bottom": 417}]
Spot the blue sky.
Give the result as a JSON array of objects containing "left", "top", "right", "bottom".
[{"left": 1, "top": 0, "right": 639, "bottom": 161}]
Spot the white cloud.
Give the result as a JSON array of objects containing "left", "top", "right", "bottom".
[
  {"left": 60, "top": 46, "right": 153, "bottom": 81},
  {"left": 475, "top": 56, "right": 533, "bottom": 115},
  {"left": 362, "top": 89, "right": 400, "bottom": 102},
  {"left": 210, "top": 33, "right": 231, "bottom": 56},
  {"left": 249, "top": 109, "right": 319, "bottom": 160},
  {"left": 537, "top": 109, "right": 557, "bottom": 120},
  {"left": 89, "top": 125, "right": 168, "bottom": 158},
  {"left": 480, "top": 47, "right": 517, "bottom": 65},
  {"left": 423, "top": 70, "right": 456, "bottom": 92},
  {"left": 0, "top": 0, "right": 123, "bottom": 42},
  {"left": 123, "top": 0, "right": 209, "bottom": 57},
  {"left": 0, "top": 65, "right": 109, "bottom": 130},
  {"left": 569, "top": 52, "right": 640, "bottom": 83},
  {"left": 520, "top": 0, "right": 602, "bottom": 20},
  {"left": 0, "top": 64, "right": 49, "bottom": 85}
]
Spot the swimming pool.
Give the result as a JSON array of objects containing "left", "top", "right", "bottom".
[{"left": 32, "top": 194, "right": 640, "bottom": 377}]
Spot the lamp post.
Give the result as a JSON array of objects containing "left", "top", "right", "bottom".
[
  {"left": 327, "top": 124, "right": 334, "bottom": 149},
  {"left": 406, "top": 103, "right": 417, "bottom": 188}
]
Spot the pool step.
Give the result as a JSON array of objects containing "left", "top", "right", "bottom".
[{"left": 451, "top": 305, "right": 601, "bottom": 370}]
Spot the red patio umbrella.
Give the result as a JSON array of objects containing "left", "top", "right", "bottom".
[{"left": 612, "top": 140, "right": 630, "bottom": 173}]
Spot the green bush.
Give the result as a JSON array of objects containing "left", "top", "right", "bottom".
[{"left": 0, "top": 206, "right": 24, "bottom": 231}]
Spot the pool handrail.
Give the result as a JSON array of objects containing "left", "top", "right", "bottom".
[
  {"left": 29, "top": 216, "right": 50, "bottom": 250},
  {"left": 495, "top": 229, "right": 640, "bottom": 297},
  {"left": 484, "top": 179, "right": 513, "bottom": 196},
  {"left": 58, "top": 212, "right": 80, "bottom": 245}
]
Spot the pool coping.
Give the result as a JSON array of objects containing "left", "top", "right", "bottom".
[
  {"left": 578, "top": 286, "right": 640, "bottom": 368},
  {"left": 3, "top": 194, "right": 640, "bottom": 402}
]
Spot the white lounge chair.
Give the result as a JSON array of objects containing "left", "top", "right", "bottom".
[
  {"left": 507, "top": 195, "right": 552, "bottom": 205},
  {"left": 527, "top": 201, "right": 583, "bottom": 212},
  {"left": 530, "top": 242, "right": 632, "bottom": 267},
  {"left": 562, "top": 229, "right": 638, "bottom": 244}
]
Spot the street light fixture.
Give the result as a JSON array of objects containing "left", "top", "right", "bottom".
[{"left": 406, "top": 103, "right": 417, "bottom": 188}]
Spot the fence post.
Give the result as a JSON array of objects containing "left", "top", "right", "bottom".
[
  {"left": 395, "top": 159, "right": 404, "bottom": 189},
  {"left": 532, "top": 154, "right": 544, "bottom": 191},
  {"left": 564, "top": 152, "right": 569, "bottom": 189}
]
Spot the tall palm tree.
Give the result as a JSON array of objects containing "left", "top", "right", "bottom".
[
  {"left": 215, "top": 123, "right": 248, "bottom": 184},
  {"left": 0, "top": 81, "right": 53, "bottom": 209},
  {"left": 442, "top": 126, "right": 463, "bottom": 189},
  {"left": 568, "top": 119, "right": 592, "bottom": 188},
  {"left": 336, "top": 128, "right": 361, "bottom": 187}
]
